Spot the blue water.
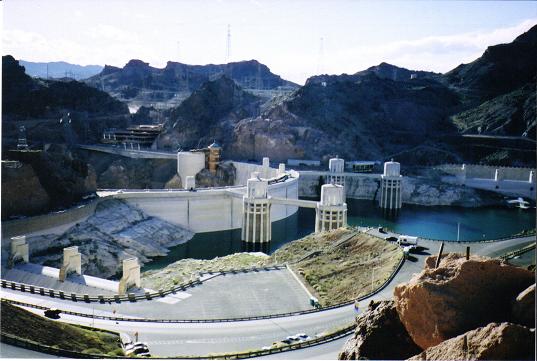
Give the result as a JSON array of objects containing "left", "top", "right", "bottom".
[{"left": 143, "top": 198, "right": 535, "bottom": 270}]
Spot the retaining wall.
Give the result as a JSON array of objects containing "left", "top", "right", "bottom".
[
  {"left": 437, "top": 163, "right": 535, "bottom": 181},
  {"left": 1, "top": 200, "right": 99, "bottom": 241}
]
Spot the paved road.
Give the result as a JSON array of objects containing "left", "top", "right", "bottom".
[
  {"left": 0, "top": 343, "right": 61, "bottom": 359},
  {"left": 2, "top": 233, "right": 534, "bottom": 358},
  {"left": 252, "top": 336, "right": 351, "bottom": 360}
]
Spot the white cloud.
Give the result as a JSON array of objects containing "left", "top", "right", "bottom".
[
  {"left": 322, "top": 18, "right": 537, "bottom": 78},
  {"left": 87, "top": 24, "right": 134, "bottom": 42}
]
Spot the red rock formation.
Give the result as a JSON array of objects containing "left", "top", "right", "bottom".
[
  {"left": 394, "top": 253, "right": 534, "bottom": 349},
  {"left": 407, "top": 322, "right": 535, "bottom": 361},
  {"left": 338, "top": 300, "right": 421, "bottom": 360}
]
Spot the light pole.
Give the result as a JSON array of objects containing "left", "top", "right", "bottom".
[{"left": 370, "top": 266, "right": 378, "bottom": 293}]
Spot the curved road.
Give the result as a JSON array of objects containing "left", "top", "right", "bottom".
[{"left": 1, "top": 233, "right": 534, "bottom": 359}]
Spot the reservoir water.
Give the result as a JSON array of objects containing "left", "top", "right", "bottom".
[{"left": 143, "top": 198, "right": 535, "bottom": 270}]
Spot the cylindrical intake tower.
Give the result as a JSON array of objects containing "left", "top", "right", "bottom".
[
  {"left": 327, "top": 157, "right": 345, "bottom": 187},
  {"left": 315, "top": 184, "right": 347, "bottom": 232},
  {"left": 379, "top": 161, "right": 403, "bottom": 210},
  {"left": 242, "top": 173, "right": 271, "bottom": 243}
]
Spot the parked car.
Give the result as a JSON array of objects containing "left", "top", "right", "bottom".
[
  {"left": 124, "top": 342, "right": 149, "bottom": 355},
  {"left": 44, "top": 308, "right": 61, "bottom": 319}
]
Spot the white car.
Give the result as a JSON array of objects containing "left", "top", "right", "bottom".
[{"left": 295, "top": 333, "right": 310, "bottom": 340}]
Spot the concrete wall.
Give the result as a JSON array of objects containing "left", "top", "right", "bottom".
[
  {"left": 438, "top": 164, "right": 535, "bottom": 181},
  {"left": 113, "top": 173, "right": 299, "bottom": 233},
  {"left": 1, "top": 200, "right": 99, "bottom": 239},
  {"left": 232, "top": 161, "right": 279, "bottom": 186},
  {"left": 298, "top": 171, "right": 380, "bottom": 199},
  {"left": 441, "top": 177, "right": 536, "bottom": 199},
  {"left": 1, "top": 164, "right": 298, "bottom": 248}
]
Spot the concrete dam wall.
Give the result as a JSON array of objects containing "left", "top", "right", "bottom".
[{"left": 2, "top": 162, "right": 299, "bottom": 243}]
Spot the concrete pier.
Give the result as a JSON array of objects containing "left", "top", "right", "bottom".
[
  {"left": 59, "top": 246, "right": 81, "bottom": 282},
  {"left": 242, "top": 173, "right": 271, "bottom": 244},
  {"left": 327, "top": 157, "right": 345, "bottom": 188},
  {"left": 315, "top": 184, "right": 347, "bottom": 232},
  {"left": 119, "top": 257, "right": 141, "bottom": 294},
  {"left": 379, "top": 161, "right": 403, "bottom": 210}
]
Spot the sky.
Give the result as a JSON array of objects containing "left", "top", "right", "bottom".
[{"left": 2, "top": 0, "right": 537, "bottom": 84}]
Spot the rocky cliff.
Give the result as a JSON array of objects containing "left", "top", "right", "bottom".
[
  {"left": 28, "top": 199, "right": 193, "bottom": 279},
  {"left": 2, "top": 147, "right": 97, "bottom": 219},
  {"left": 159, "top": 76, "right": 262, "bottom": 150}
]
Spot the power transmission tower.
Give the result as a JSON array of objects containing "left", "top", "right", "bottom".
[
  {"left": 226, "top": 24, "right": 231, "bottom": 63},
  {"left": 317, "top": 37, "right": 325, "bottom": 75}
]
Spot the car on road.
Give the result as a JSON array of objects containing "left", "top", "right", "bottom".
[
  {"left": 295, "top": 333, "right": 310, "bottom": 340},
  {"left": 44, "top": 308, "right": 61, "bottom": 319},
  {"left": 124, "top": 342, "right": 150, "bottom": 356}
]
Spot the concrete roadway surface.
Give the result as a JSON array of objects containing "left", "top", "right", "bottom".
[{"left": 1, "top": 233, "right": 534, "bottom": 359}]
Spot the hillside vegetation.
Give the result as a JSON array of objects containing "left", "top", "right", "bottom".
[
  {"left": 141, "top": 228, "right": 403, "bottom": 306},
  {"left": 0, "top": 301, "right": 123, "bottom": 356},
  {"left": 267, "top": 229, "right": 403, "bottom": 306}
]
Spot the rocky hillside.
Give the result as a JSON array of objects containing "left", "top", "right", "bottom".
[
  {"left": 447, "top": 25, "right": 537, "bottom": 140},
  {"left": 227, "top": 72, "right": 460, "bottom": 162},
  {"left": 2, "top": 55, "right": 128, "bottom": 120},
  {"left": 29, "top": 199, "right": 193, "bottom": 279},
  {"left": 157, "top": 26, "right": 536, "bottom": 166},
  {"left": 446, "top": 25, "right": 537, "bottom": 102},
  {"left": 2, "top": 146, "right": 97, "bottom": 219},
  {"left": 339, "top": 253, "right": 535, "bottom": 360},
  {"left": 159, "top": 76, "right": 262, "bottom": 150},
  {"left": 2, "top": 56, "right": 130, "bottom": 150},
  {"left": 84, "top": 59, "right": 297, "bottom": 108}
]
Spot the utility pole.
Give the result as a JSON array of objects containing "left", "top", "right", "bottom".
[
  {"left": 316, "top": 37, "right": 324, "bottom": 75},
  {"left": 226, "top": 24, "right": 231, "bottom": 63}
]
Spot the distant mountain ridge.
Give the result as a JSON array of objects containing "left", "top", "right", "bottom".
[
  {"left": 84, "top": 59, "right": 298, "bottom": 109},
  {"left": 19, "top": 60, "right": 103, "bottom": 80}
]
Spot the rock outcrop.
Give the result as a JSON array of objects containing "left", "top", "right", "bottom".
[
  {"left": 408, "top": 322, "right": 535, "bottom": 361},
  {"left": 3, "top": 148, "right": 97, "bottom": 219},
  {"left": 394, "top": 253, "right": 535, "bottom": 349},
  {"left": 1, "top": 162, "right": 51, "bottom": 217},
  {"left": 511, "top": 283, "right": 535, "bottom": 328},
  {"left": 339, "top": 300, "right": 421, "bottom": 360},
  {"left": 29, "top": 199, "right": 193, "bottom": 278}
]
